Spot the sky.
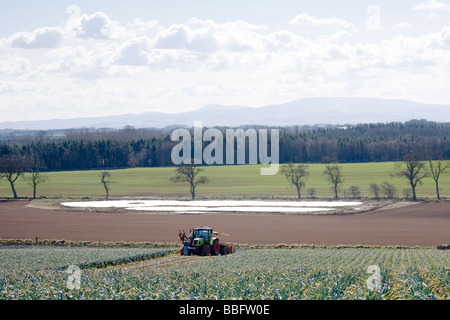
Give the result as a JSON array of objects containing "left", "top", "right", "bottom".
[{"left": 1, "top": 0, "right": 450, "bottom": 122}]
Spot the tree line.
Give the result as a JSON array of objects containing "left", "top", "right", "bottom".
[
  {"left": 148, "top": 156, "right": 450, "bottom": 201},
  {"left": 281, "top": 156, "right": 450, "bottom": 201},
  {"left": 0, "top": 120, "right": 449, "bottom": 172}
]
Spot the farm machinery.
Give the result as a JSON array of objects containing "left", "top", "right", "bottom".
[{"left": 178, "top": 227, "right": 235, "bottom": 256}]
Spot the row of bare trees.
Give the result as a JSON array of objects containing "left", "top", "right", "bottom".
[
  {"left": 168, "top": 157, "right": 450, "bottom": 201},
  {"left": 0, "top": 155, "right": 48, "bottom": 199},
  {"left": 280, "top": 158, "right": 450, "bottom": 200},
  {"left": 99, "top": 166, "right": 209, "bottom": 200},
  {"left": 0, "top": 153, "right": 207, "bottom": 201},
  {"left": 0, "top": 154, "right": 114, "bottom": 200},
  {"left": 280, "top": 162, "right": 345, "bottom": 200},
  {"left": 390, "top": 156, "right": 450, "bottom": 201}
]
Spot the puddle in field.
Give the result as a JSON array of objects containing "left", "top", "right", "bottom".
[{"left": 61, "top": 200, "right": 363, "bottom": 214}]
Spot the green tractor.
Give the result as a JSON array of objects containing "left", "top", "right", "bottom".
[{"left": 179, "top": 227, "right": 235, "bottom": 256}]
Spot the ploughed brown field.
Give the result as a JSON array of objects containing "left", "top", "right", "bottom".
[{"left": 0, "top": 200, "right": 449, "bottom": 247}]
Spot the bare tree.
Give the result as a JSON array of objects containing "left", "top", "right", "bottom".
[
  {"left": 381, "top": 181, "right": 397, "bottom": 199},
  {"left": 403, "top": 188, "right": 412, "bottom": 200},
  {"left": 170, "top": 165, "right": 209, "bottom": 200},
  {"left": 393, "top": 156, "right": 429, "bottom": 201},
  {"left": 24, "top": 154, "right": 48, "bottom": 199},
  {"left": 100, "top": 171, "right": 113, "bottom": 200},
  {"left": 0, "top": 155, "right": 27, "bottom": 199},
  {"left": 307, "top": 188, "right": 317, "bottom": 199},
  {"left": 25, "top": 170, "right": 48, "bottom": 199},
  {"left": 369, "top": 183, "right": 380, "bottom": 199},
  {"left": 323, "top": 163, "right": 344, "bottom": 199},
  {"left": 348, "top": 185, "right": 361, "bottom": 199},
  {"left": 280, "top": 163, "right": 309, "bottom": 199},
  {"left": 428, "top": 160, "right": 450, "bottom": 200}
]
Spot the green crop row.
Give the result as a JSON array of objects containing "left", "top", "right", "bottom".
[
  {"left": 0, "top": 247, "right": 448, "bottom": 300},
  {"left": 0, "top": 246, "right": 176, "bottom": 272},
  {"left": 197, "top": 248, "right": 450, "bottom": 270},
  {"left": 0, "top": 265, "right": 448, "bottom": 300}
]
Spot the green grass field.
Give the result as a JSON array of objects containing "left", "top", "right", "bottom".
[{"left": 0, "top": 162, "right": 449, "bottom": 199}]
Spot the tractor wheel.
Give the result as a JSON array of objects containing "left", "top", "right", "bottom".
[
  {"left": 211, "top": 239, "right": 220, "bottom": 255},
  {"left": 219, "top": 245, "right": 228, "bottom": 255},
  {"left": 202, "top": 245, "right": 211, "bottom": 256}
]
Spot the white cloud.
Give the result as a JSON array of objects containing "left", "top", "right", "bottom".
[
  {"left": 127, "top": 18, "right": 159, "bottom": 37},
  {"left": 38, "top": 44, "right": 113, "bottom": 79},
  {"left": 74, "top": 12, "right": 127, "bottom": 39},
  {"left": 394, "top": 22, "right": 413, "bottom": 29},
  {"left": 3, "top": 11, "right": 450, "bottom": 121},
  {"left": 413, "top": 0, "right": 450, "bottom": 19},
  {"left": 112, "top": 38, "right": 151, "bottom": 66},
  {"left": 0, "top": 56, "right": 31, "bottom": 74},
  {"left": 328, "top": 47, "right": 346, "bottom": 60},
  {"left": 154, "top": 24, "right": 218, "bottom": 52},
  {"left": 265, "top": 30, "right": 311, "bottom": 52},
  {"left": 289, "top": 13, "right": 358, "bottom": 34},
  {"left": 193, "top": 18, "right": 268, "bottom": 50},
  {"left": 413, "top": 0, "right": 449, "bottom": 11},
  {"left": 9, "top": 27, "right": 63, "bottom": 49},
  {"left": 433, "top": 26, "right": 450, "bottom": 48}
]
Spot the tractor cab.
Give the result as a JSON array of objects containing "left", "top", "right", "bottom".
[{"left": 192, "top": 227, "right": 213, "bottom": 247}]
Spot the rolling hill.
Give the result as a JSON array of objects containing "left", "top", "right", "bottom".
[{"left": 1, "top": 97, "right": 449, "bottom": 130}]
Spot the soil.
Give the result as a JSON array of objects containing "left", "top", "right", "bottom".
[{"left": 0, "top": 199, "right": 449, "bottom": 247}]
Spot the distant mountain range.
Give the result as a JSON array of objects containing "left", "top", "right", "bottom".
[{"left": 1, "top": 97, "right": 449, "bottom": 130}]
